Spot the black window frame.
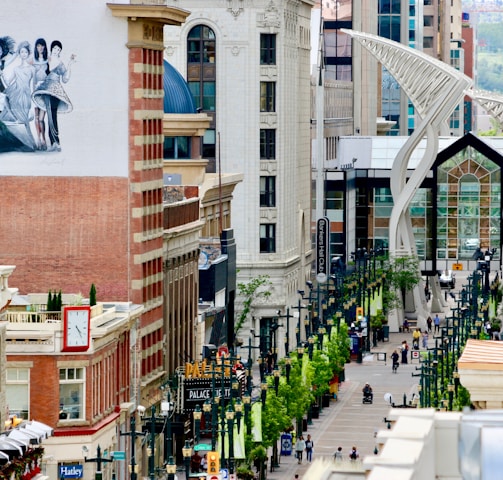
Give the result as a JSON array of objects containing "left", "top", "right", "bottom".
[
  {"left": 260, "top": 129, "right": 276, "bottom": 159},
  {"left": 260, "top": 34, "right": 276, "bottom": 65},
  {"left": 260, "top": 82, "right": 276, "bottom": 112},
  {"left": 260, "top": 224, "right": 276, "bottom": 253},
  {"left": 260, "top": 176, "right": 276, "bottom": 207}
]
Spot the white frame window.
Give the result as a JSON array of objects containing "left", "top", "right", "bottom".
[
  {"left": 6, "top": 368, "right": 30, "bottom": 420},
  {"left": 59, "top": 367, "right": 85, "bottom": 421}
]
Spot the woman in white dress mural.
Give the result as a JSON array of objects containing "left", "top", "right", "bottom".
[
  {"left": 0, "top": 40, "right": 37, "bottom": 149},
  {"left": 31, "top": 38, "right": 49, "bottom": 150},
  {"left": 32, "top": 40, "right": 75, "bottom": 152}
]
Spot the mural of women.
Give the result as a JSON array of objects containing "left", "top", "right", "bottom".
[
  {"left": 32, "top": 40, "right": 75, "bottom": 152},
  {"left": 0, "top": 36, "right": 16, "bottom": 91},
  {"left": 0, "top": 40, "right": 36, "bottom": 149},
  {"left": 31, "top": 38, "right": 49, "bottom": 150}
]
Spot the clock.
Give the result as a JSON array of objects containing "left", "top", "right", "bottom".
[{"left": 62, "top": 306, "right": 91, "bottom": 352}]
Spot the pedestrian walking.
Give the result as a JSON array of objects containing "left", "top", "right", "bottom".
[
  {"left": 333, "top": 446, "right": 343, "bottom": 460},
  {"left": 426, "top": 316, "right": 432, "bottom": 333},
  {"left": 305, "top": 434, "right": 314, "bottom": 462},
  {"left": 401, "top": 340, "right": 409, "bottom": 364},
  {"left": 412, "top": 328, "right": 421, "bottom": 349},
  {"left": 422, "top": 330, "right": 429, "bottom": 349},
  {"left": 391, "top": 349, "right": 399, "bottom": 373},
  {"left": 349, "top": 446, "right": 359, "bottom": 460},
  {"left": 295, "top": 435, "right": 305, "bottom": 464},
  {"left": 434, "top": 314, "right": 440, "bottom": 334}
]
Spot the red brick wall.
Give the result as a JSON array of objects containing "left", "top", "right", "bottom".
[{"left": 0, "top": 177, "right": 130, "bottom": 300}]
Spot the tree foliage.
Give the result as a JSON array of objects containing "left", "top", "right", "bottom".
[
  {"left": 385, "top": 255, "right": 421, "bottom": 310},
  {"left": 235, "top": 275, "right": 272, "bottom": 336},
  {"left": 310, "top": 349, "right": 332, "bottom": 397},
  {"left": 261, "top": 385, "right": 291, "bottom": 448}
]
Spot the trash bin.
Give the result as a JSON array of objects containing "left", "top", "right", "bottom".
[
  {"left": 322, "top": 394, "right": 331, "bottom": 408},
  {"left": 302, "top": 418, "right": 308, "bottom": 431},
  {"left": 311, "top": 404, "right": 320, "bottom": 418},
  {"left": 383, "top": 325, "right": 390, "bottom": 342}
]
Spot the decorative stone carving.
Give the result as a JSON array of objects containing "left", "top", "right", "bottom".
[{"left": 227, "top": 0, "right": 244, "bottom": 18}]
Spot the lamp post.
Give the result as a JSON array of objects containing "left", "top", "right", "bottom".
[
  {"left": 120, "top": 412, "right": 147, "bottom": 480},
  {"left": 166, "top": 456, "right": 176, "bottom": 480},
  {"left": 276, "top": 308, "right": 292, "bottom": 357},
  {"left": 294, "top": 290, "right": 311, "bottom": 349},
  {"left": 182, "top": 440, "right": 192, "bottom": 480},
  {"left": 147, "top": 407, "right": 157, "bottom": 480},
  {"left": 195, "top": 355, "right": 243, "bottom": 474},
  {"left": 83, "top": 445, "right": 113, "bottom": 480}
]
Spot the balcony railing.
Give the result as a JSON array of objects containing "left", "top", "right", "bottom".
[{"left": 3, "top": 311, "right": 62, "bottom": 323}]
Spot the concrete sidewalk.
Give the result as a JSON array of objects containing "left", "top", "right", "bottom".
[{"left": 265, "top": 330, "right": 429, "bottom": 480}]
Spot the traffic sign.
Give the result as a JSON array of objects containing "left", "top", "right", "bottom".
[
  {"left": 207, "top": 476, "right": 220, "bottom": 480},
  {"left": 112, "top": 451, "right": 126, "bottom": 460}
]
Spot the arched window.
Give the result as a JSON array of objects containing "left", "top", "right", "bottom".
[{"left": 187, "top": 25, "right": 216, "bottom": 166}]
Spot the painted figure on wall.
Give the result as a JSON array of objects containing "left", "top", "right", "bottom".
[
  {"left": 0, "top": 36, "right": 75, "bottom": 153},
  {"left": 0, "top": 41, "right": 36, "bottom": 149},
  {"left": 32, "top": 38, "right": 49, "bottom": 150},
  {"left": 32, "top": 40, "right": 75, "bottom": 152}
]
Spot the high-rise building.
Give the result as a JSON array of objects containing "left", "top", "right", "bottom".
[{"left": 164, "top": 0, "right": 314, "bottom": 354}]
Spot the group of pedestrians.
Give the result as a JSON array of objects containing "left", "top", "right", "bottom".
[
  {"left": 294, "top": 434, "right": 314, "bottom": 464},
  {"left": 391, "top": 313, "right": 442, "bottom": 373}
]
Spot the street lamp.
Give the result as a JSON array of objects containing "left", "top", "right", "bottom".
[
  {"left": 182, "top": 440, "right": 192, "bottom": 480},
  {"left": 82, "top": 445, "right": 113, "bottom": 480},
  {"left": 225, "top": 406, "right": 235, "bottom": 474},
  {"left": 193, "top": 405, "right": 202, "bottom": 443},
  {"left": 166, "top": 456, "right": 176, "bottom": 480},
  {"left": 120, "top": 410, "right": 147, "bottom": 480}
]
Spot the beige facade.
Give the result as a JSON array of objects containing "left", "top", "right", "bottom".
[{"left": 164, "top": 0, "right": 314, "bottom": 356}]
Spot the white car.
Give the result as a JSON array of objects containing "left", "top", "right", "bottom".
[{"left": 439, "top": 270, "right": 456, "bottom": 289}]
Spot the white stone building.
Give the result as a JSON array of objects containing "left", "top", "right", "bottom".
[{"left": 164, "top": 0, "right": 314, "bottom": 355}]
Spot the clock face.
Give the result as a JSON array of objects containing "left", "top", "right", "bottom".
[{"left": 63, "top": 307, "right": 91, "bottom": 352}]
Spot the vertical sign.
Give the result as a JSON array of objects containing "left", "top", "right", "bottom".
[{"left": 316, "top": 217, "right": 330, "bottom": 283}]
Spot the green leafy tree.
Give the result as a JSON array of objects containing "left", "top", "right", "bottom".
[
  {"left": 330, "top": 321, "right": 350, "bottom": 370},
  {"left": 385, "top": 255, "right": 421, "bottom": 311},
  {"left": 278, "top": 355, "right": 313, "bottom": 435},
  {"left": 310, "top": 349, "right": 332, "bottom": 399},
  {"left": 47, "top": 291, "right": 53, "bottom": 311},
  {"left": 235, "top": 275, "right": 272, "bottom": 336},
  {"left": 57, "top": 290, "right": 62, "bottom": 311},
  {"left": 89, "top": 283, "right": 97, "bottom": 307}
]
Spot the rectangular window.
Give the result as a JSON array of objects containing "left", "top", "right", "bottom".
[
  {"left": 260, "top": 34, "right": 276, "bottom": 65},
  {"left": 163, "top": 137, "right": 190, "bottom": 159},
  {"left": 203, "top": 82, "right": 215, "bottom": 111},
  {"left": 6, "top": 368, "right": 29, "bottom": 420},
  {"left": 260, "top": 224, "right": 276, "bottom": 253},
  {"left": 423, "top": 37, "right": 433, "bottom": 49},
  {"left": 203, "top": 129, "right": 216, "bottom": 158},
  {"left": 424, "top": 16, "right": 434, "bottom": 27},
  {"left": 260, "top": 176, "right": 276, "bottom": 207},
  {"left": 260, "top": 129, "right": 276, "bottom": 159},
  {"left": 260, "top": 82, "right": 276, "bottom": 112},
  {"left": 59, "top": 367, "right": 85, "bottom": 421},
  {"left": 188, "top": 81, "right": 200, "bottom": 109}
]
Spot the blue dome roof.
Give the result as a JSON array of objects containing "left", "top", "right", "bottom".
[{"left": 163, "top": 60, "right": 196, "bottom": 114}]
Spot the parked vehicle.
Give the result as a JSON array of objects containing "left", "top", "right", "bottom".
[{"left": 439, "top": 270, "right": 456, "bottom": 289}]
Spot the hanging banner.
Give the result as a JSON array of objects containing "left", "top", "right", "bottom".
[{"left": 316, "top": 217, "right": 330, "bottom": 283}]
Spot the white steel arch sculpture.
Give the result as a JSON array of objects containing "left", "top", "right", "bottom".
[
  {"left": 469, "top": 89, "right": 503, "bottom": 126},
  {"left": 341, "top": 29, "right": 473, "bottom": 257},
  {"left": 341, "top": 29, "right": 473, "bottom": 328}
]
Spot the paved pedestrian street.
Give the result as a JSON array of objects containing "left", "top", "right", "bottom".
[{"left": 265, "top": 331, "right": 432, "bottom": 480}]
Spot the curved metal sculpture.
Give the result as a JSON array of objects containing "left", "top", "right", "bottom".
[
  {"left": 341, "top": 29, "right": 472, "bottom": 256},
  {"left": 341, "top": 29, "right": 473, "bottom": 328},
  {"left": 469, "top": 89, "right": 503, "bottom": 126}
]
